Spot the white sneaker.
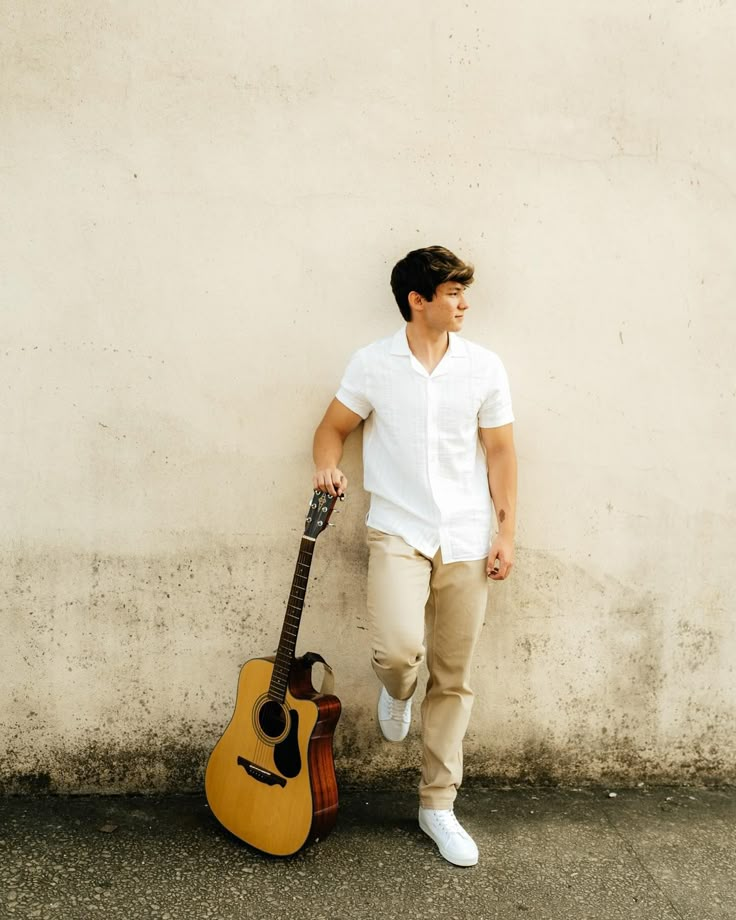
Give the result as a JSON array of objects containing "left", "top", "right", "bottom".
[
  {"left": 418, "top": 807, "right": 479, "bottom": 867},
  {"left": 377, "top": 686, "right": 412, "bottom": 741}
]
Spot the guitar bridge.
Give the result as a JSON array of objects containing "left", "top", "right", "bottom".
[{"left": 237, "top": 756, "right": 287, "bottom": 788}]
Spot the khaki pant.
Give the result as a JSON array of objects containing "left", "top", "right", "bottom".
[{"left": 366, "top": 528, "right": 489, "bottom": 808}]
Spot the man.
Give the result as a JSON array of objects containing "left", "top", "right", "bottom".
[{"left": 312, "top": 246, "right": 517, "bottom": 867}]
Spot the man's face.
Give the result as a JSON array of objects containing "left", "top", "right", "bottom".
[{"left": 420, "top": 281, "right": 470, "bottom": 333}]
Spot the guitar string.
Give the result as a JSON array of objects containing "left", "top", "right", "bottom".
[
  {"left": 252, "top": 541, "right": 315, "bottom": 773},
  {"left": 257, "top": 544, "right": 309, "bottom": 770}
]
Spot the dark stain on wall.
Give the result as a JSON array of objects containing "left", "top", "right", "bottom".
[
  {"left": 2, "top": 541, "right": 734, "bottom": 793},
  {"left": 3, "top": 721, "right": 733, "bottom": 796}
]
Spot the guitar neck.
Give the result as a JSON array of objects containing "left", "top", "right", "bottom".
[{"left": 269, "top": 536, "right": 316, "bottom": 700}]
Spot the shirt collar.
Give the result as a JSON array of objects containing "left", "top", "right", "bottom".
[
  {"left": 390, "top": 327, "right": 411, "bottom": 355},
  {"left": 448, "top": 332, "right": 468, "bottom": 357},
  {"left": 390, "top": 327, "right": 469, "bottom": 358}
]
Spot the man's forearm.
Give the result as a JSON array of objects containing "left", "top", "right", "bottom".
[
  {"left": 487, "top": 447, "right": 517, "bottom": 537},
  {"left": 313, "top": 422, "right": 346, "bottom": 470},
  {"left": 312, "top": 399, "right": 363, "bottom": 496}
]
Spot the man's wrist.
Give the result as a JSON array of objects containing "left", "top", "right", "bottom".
[{"left": 491, "top": 530, "right": 515, "bottom": 543}]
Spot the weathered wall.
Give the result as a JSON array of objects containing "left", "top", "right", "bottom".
[{"left": 1, "top": 0, "right": 734, "bottom": 792}]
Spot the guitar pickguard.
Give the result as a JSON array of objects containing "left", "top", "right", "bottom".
[{"left": 273, "top": 709, "right": 301, "bottom": 778}]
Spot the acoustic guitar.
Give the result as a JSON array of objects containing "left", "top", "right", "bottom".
[{"left": 204, "top": 490, "right": 342, "bottom": 856}]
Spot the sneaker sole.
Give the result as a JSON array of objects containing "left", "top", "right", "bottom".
[{"left": 378, "top": 723, "right": 410, "bottom": 742}]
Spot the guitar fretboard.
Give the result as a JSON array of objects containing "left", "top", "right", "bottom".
[{"left": 269, "top": 537, "right": 315, "bottom": 701}]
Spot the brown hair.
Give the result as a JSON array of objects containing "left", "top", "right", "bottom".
[{"left": 390, "top": 246, "right": 474, "bottom": 321}]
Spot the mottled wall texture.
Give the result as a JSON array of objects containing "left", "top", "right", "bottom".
[{"left": 2, "top": 1, "right": 735, "bottom": 793}]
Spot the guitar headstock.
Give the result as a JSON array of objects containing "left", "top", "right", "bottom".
[{"left": 304, "top": 490, "right": 342, "bottom": 540}]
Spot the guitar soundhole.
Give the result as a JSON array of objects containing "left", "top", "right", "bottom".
[{"left": 258, "top": 700, "right": 288, "bottom": 740}]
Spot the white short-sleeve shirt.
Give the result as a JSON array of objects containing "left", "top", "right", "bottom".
[{"left": 336, "top": 326, "right": 514, "bottom": 563}]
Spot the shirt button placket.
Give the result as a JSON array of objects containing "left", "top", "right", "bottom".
[{"left": 426, "top": 376, "right": 443, "bottom": 533}]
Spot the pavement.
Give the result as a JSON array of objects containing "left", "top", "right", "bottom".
[{"left": 1, "top": 782, "right": 734, "bottom": 920}]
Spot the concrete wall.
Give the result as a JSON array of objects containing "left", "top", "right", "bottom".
[{"left": 2, "top": 1, "right": 734, "bottom": 793}]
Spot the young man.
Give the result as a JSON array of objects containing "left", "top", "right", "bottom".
[{"left": 312, "top": 246, "right": 517, "bottom": 867}]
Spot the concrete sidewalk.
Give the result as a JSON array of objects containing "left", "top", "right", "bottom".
[{"left": 1, "top": 783, "right": 733, "bottom": 920}]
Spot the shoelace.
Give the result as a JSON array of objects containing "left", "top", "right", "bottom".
[
  {"left": 389, "top": 697, "right": 410, "bottom": 719},
  {"left": 432, "top": 810, "right": 465, "bottom": 836}
]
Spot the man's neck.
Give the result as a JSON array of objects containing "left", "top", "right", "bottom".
[{"left": 405, "top": 324, "right": 449, "bottom": 374}]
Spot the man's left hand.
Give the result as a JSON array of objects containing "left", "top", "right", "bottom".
[{"left": 487, "top": 535, "right": 514, "bottom": 580}]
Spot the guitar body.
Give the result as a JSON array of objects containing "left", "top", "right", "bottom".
[{"left": 205, "top": 654, "right": 341, "bottom": 856}]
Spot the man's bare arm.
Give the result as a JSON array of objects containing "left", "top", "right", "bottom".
[
  {"left": 479, "top": 423, "right": 517, "bottom": 580},
  {"left": 313, "top": 398, "right": 363, "bottom": 496}
]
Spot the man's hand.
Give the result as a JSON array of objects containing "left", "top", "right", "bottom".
[
  {"left": 487, "top": 534, "right": 514, "bottom": 580},
  {"left": 313, "top": 467, "right": 348, "bottom": 497}
]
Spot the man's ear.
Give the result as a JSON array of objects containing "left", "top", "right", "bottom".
[{"left": 408, "top": 290, "right": 425, "bottom": 314}]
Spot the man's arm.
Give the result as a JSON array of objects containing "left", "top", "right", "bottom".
[
  {"left": 313, "top": 398, "right": 363, "bottom": 496},
  {"left": 479, "top": 423, "right": 517, "bottom": 581}
]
